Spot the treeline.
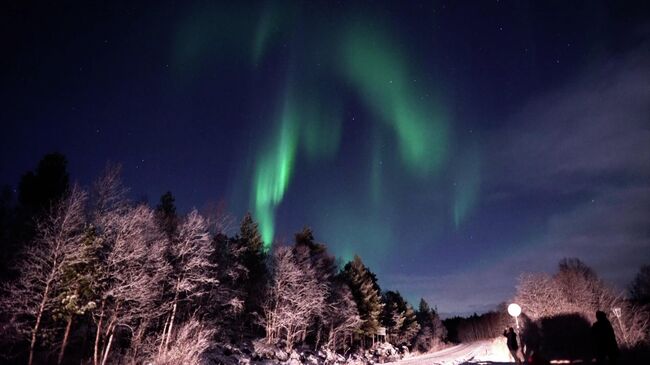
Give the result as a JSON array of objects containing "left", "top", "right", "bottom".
[
  {"left": 515, "top": 258, "right": 650, "bottom": 353},
  {"left": 0, "top": 154, "right": 446, "bottom": 365},
  {"left": 444, "top": 260, "right": 650, "bottom": 354},
  {"left": 443, "top": 305, "right": 510, "bottom": 343}
]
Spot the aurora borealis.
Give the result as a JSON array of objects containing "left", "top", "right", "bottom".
[{"left": 2, "top": 0, "right": 649, "bottom": 315}]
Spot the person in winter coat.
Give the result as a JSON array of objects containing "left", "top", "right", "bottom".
[
  {"left": 592, "top": 311, "right": 619, "bottom": 365},
  {"left": 503, "top": 327, "right": 522, "bottom": 364}
]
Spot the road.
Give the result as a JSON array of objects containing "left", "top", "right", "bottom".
[{"left": 386, "top": 340, "right": 510, "bottom": 365}]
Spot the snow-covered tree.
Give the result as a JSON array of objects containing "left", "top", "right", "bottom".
[
  {"left": 515, "top": 258, "right": 650, "bottom": 347},
  {"left": 323, "top": 280, "right": 362, "bottom": 351},
  {"left": 152, "top": 317, "right": 214, "bottom": 365},
  {"left": 381, "top": 291, "right": 419, "bottom": 347},
  {"left": 263, "top": 246, "right": 327, "bottom": 350},
  {"left": 2, "top": 185, "right": 87, "bottom": 365},
  {"left": 340, "top": 255, "right": 383, "bottom": 346},
  {"left": 92, "top": 204, "right": 169, "bottom": 365},
  {"left": 293, "top": 228, "right": 338, "bottom": 348},
  {"left": 158, "top": 209, "right": 216, "bottom": 355},
  {"left": 51, "top": 224, "right": 102, "bottom": 364},
  {"left": 414, "top": 298, "right": 446, "bottom": 352}
]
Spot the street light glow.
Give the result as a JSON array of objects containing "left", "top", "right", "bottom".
[{"left": 508, "top": 303, "right": 521, "bottom": 317}]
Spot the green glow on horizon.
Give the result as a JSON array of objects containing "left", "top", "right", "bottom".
[{"left": 339, "top": 24, "right": 449, "bottom": 176}]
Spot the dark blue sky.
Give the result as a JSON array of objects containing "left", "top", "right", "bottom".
[{"left": 2, "top": 0, "right": 649, "bottom": 315}]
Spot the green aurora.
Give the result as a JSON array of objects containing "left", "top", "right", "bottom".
[{"left": 172, "top": 3, "right": 477, "bottom": 252}]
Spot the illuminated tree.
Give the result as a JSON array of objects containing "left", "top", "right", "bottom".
[
  {"left": 323, "top": 280, "right": 362, "bottom": 351},
  {"left": 341, "top": 255, "right": 383, "bottom": 346},
  {"left": 51, "top": 225, "right": 102, "bottom": 365},
  {"left": 151, "top": 316, "right": 214, "bottom": 365},
  {"left": 381, "top": 291, "right": 420, "bottom": 347},
  {"left": 158, "top": 210, "right": 216, "bottom": 356},
  {"left": 263, "top": 246, "right": 327, "bottom": 350},
  {"left": 516, "top": 258, "right": 650, "bottom": 347},
  {"left": 2, "top": 186, "right": 86, "bottom": 365},
  {"left": 89, "top": 168, "right": 170, "bottom": 365},
  {"left": 92, "top": 205, "right": 170, "bottom": 365},
  {"left": 293, "top": 227, "right": 338, "bottom": 348},
  {"left": 414, "top": 298, "right": 446, "bottom": 352}
]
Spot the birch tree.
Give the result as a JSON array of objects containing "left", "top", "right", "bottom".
[
  {"left": 158, "top": 210, "right": 216, "bottom": 355},
  {"left": 51, "top": 225, "right": 101, "bottom": 365},
  {"left": 92, "top": 204, "right": 169, "bottom": 365},
  {"left": 263, "top": 246, "right": 327, "bottom": 350},
  {"left": 323, "top": 281, "right": 362, "bottom": 351},
  {"left": 2, "top": 186, "right": 87, "bottom": 365}
]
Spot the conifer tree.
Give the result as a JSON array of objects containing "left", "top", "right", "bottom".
[
  {"left": 414, "top": 298, "right": 446, "bottom": 352},
  {"left": 155, "top": 191, "right": 178, "bottom": 240},
  {"left": 237, "top": 213, "right": 267, "bottom": 333},
  {"left": 341, "top": 255, "right": 383, "bottom": 346},
  {"left": 381, "top": 291, "right": 419, "bottom": 347}
]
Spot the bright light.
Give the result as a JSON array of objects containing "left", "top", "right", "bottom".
[{"left": 508, "top": 303, "right": 521, "bottom": 317}]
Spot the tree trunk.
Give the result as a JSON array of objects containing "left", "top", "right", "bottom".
[
  {"left": 164, "top": 299, "right": 178, "bottom": 353},
  {"left": 57, "top": 316, "right": 73, "bottom": 365},
  {"left": 28, "top": 280, "right": 52, "bottom": 365},
  {"left": 100, "top": 330, "right": 115, "bottom": 365},
  {"left": 93, "top": 300, "right": 105, "bottom": 365},
  {"left": 158, "top": 313, "right": 171, "bottom": 356}
]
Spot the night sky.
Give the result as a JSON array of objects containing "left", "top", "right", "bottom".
[{"left": 2, "top": 1, "right": 649, "bottom": 316}]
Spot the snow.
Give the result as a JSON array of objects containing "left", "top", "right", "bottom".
[{"left": 386, "top": 338, "right": 512, "bottom": 365}]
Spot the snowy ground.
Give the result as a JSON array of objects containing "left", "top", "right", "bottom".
[{"left": 387, "top": 338, "right": 513, "bottom": 365}]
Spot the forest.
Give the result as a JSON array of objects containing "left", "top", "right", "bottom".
[
  {"left": 0, "top": 154, "right": 446, "bottom": 364},
  {"left": 1, "top": 154, "right": 648, "bottom": 365}
]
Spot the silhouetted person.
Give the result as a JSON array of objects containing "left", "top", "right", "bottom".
[
  {"left": 592, "top": 311, "right": 619, "bottom": 365},
  {"left": 504, "top": 327, "right": 522, "bottom": 364},
  {"left": 521, "top": 314, "right": 541, "bottom": 362}
]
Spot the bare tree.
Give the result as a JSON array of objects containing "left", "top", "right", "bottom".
[
  {"left": 51, "top": 225, "right": 101, "bottom": 365},
  {"left": 263, "top": 246, "right": 327, "bottom": 350},
  {"left": 159, "top": 210, "right": 216, "bottom": 355},
  {"left": 152, "top": 316, "right": 214, "bottom": 365},
  {"left": 92, "top": 204, "right": 169, "bottom": 365},
  {"left": 91, "top": 163, "right": 129, "bottom": 221},
  {"left": 2, "top": 186, "right": 87, "bottom": 365},
  {"left": 515, "top": 258, "right": 650, "bottom": 347},
  {"left": 323, "top": 281, "right": 362, "bottom": 351}
]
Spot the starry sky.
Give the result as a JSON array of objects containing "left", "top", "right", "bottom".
[{"left": 2, "top": 0, "right": 649, "bottom": 316}]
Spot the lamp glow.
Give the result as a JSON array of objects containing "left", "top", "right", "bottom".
[{"left": 508, "top": 303, "right": 521, "bottom": 317}]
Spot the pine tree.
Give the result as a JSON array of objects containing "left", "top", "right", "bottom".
[
  {"left": 341, "top": 255, "right": 383, "bottom": 346},
  {"left": 414, "top": 298, "right": 446, "bottom": 352},
  {"left": 381, "top": 291, "right": 419, "bottom": 347},
  {"left": 236, "top": 213, "right": 267, "bottom": 336},
  {"left": 630, "top": 265, "right": 650, "bottom": 305},
  {"left": 155, "top": 191, "right": 178, "bottom": 240}
]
